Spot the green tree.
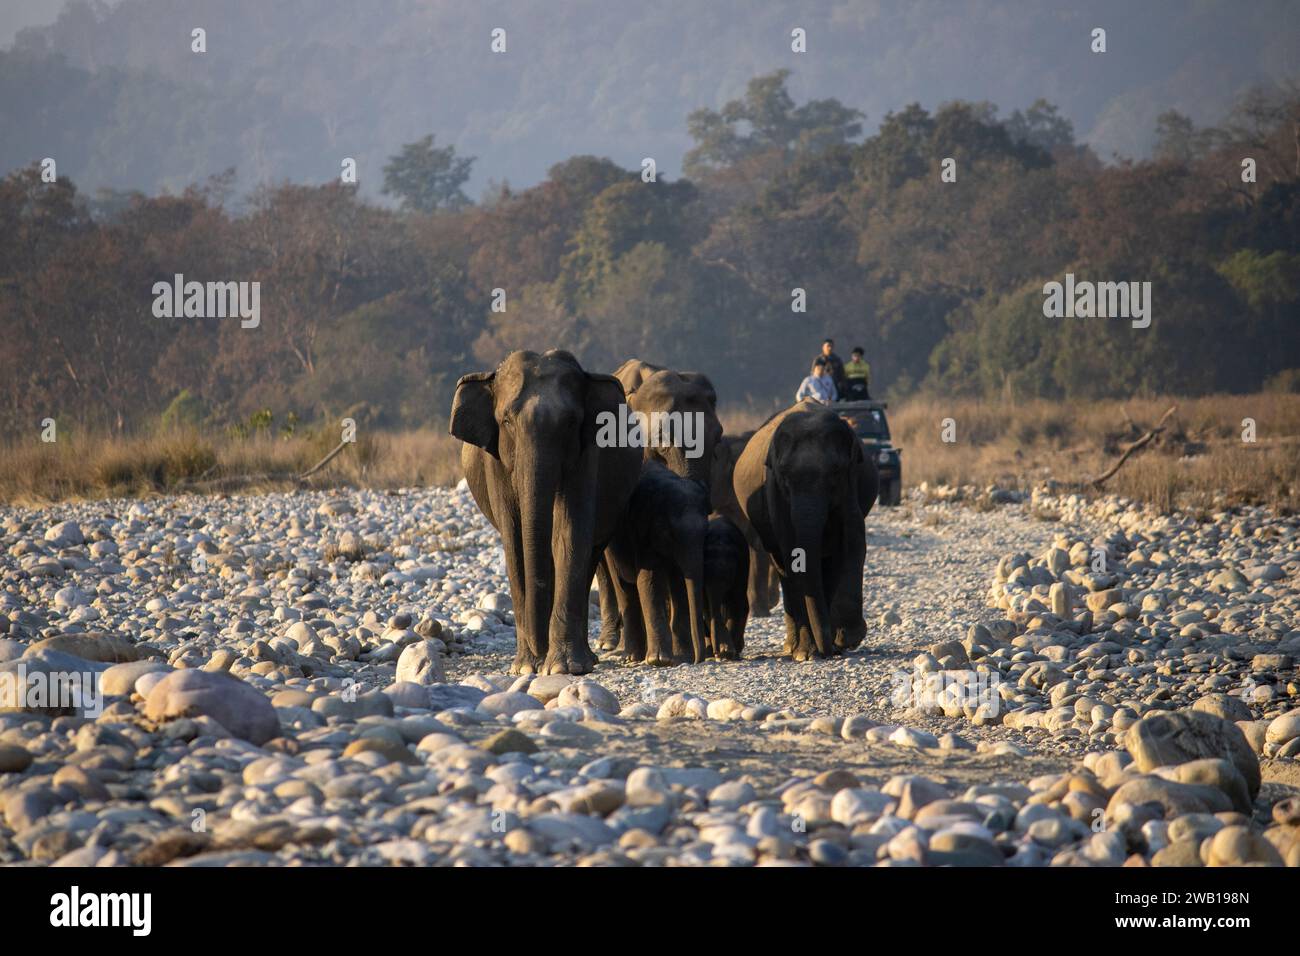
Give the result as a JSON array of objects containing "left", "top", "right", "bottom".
[
  {"left": 684, "top": 70, "right": 862, "bottom": 178},
  {"left": 382, "top": 134, "right": 475, "bottom": 212}
]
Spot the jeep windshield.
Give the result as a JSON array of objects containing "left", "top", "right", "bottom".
[{"left": 837, "top": 406, "right": 891, "bottom": 442}]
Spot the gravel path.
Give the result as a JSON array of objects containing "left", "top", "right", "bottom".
[
  {"left": 1, "top": 485, "right": 1298, "bottom": 868},
  {"left": 449, "top": 498, "right": 1098, "bottom": 758}
]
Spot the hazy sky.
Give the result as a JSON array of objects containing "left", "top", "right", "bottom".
[
  {"left": 0, "top": 0, "right": 73, "bottom": 47},
  {"left": 3, "top": 1, "right": 1297, "bottom": 198}
]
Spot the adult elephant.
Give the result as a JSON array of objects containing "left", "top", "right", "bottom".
[
  {"left": 710, "top": 430, "right": 782, "bottom": 618},
  {"left": 612, "top": 358, "right": 665, "bottom": 397},
  {"left": 450, "top": 350, "right": 640, "bottom": 675},
  {"left": 733, "top": 400, "right": 878, "bottom": 661},
  {"left": 612, "top": 360, "right": 723, "bottom": 494},
  {"left": 596, "top": 359, "right": 724, "bottom": 655}
]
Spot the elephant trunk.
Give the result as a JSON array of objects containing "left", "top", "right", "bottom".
[
  {"left": 519, "top": 462, "right": 558, "bottom": 663},
  {"left": 790, "top": 491, "right": 832, "bottom": 656}
]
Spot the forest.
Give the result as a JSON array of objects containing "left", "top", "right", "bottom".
[{"left": 2, "top": 70, "right": 1298, "bottom": 438}]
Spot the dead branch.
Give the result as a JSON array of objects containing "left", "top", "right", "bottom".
[
  {"left": 298, "top": 438, "right": 350, "bottom": 480},
  {"left": 1091, "top": 405, "right": 1177, "bottom": 488},
  {"left": 169, "top": 439, "right": 352, "bottom": 492}
]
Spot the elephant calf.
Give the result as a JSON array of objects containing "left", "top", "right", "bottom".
[
  {"left": 733, "top": 400, "right": 878, "bottom": 661},
  {"left": 605, "top": 459, "right": 709, "bottom": 666},
  {"left": 703, "top": 516, "right": 750, "bottom": 660}
]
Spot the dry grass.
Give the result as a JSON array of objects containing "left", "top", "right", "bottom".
[
  {"left": 889, "top": 393, "right": 1300, "bottom": 512},
  {"left": 0, "top": 427, "right": 463, "bottom": 505},
  {"left": 4, "top": 393, "right": 1298, "bottom": 512}
]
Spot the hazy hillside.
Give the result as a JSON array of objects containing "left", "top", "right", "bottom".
[{"left": 3, "top": 0, "right": 1297, "bottom": 198}]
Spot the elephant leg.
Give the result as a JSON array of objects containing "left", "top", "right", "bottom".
[
  {"left": 747, "top": 546, "right": 775, "bottom": 617},
  {"left": 595, "top": 557, "right": 622, "bottom": 650},
  {"left": 497, "top": 509, "right": 544, "bottom": 674},
  {"left": 725, "top": 579, "right": 749, "bottom": 659},
  {"left": 668, "top": 572, "right": 693, "bottom": 663},
  {"left": 611, "top": 571, "right": 647, "bottom": 662},
  {"left": 766, "top": 564, "right": 782, "bottom": 611},
  {"left": 831, "top": 517, "right": 868, "bottom": 652},
  {"left": 711, "top": 600, "right": 737, "bottom": 660},
  {"left": 779, "top": 576, "right": 817, "bottom": 662},
  {"left": 639, "top": 568, "right": 674, "bottom": 667},
  {"left": 542, "top": 533, "right": 600, "bottom": 676}
]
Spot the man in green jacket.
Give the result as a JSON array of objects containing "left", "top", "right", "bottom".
[{"left": 843, "top": 347, "right": 871, "bottom": 399}]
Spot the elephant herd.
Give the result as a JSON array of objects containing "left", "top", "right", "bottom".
[{"left": 449, "top": 349, "right": 879, "bottom": 675}]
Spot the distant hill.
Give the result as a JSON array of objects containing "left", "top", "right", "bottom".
[{"left": 2, "top": 0, "right": 1297, "bottom": 199}]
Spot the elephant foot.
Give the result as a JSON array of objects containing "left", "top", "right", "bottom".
[
  {"left": 789, "top": 629, "right": 820, "bottom": 662},
  {"left": 644, "top": 643, "right": 675, "bottom": 667},
  {"left": 596, "top": 627, "right": 622, "bottom": 651},
  {"left": 604, "top": 644, "right": 642, "bottom": 664},
  {"left": 541, "top": 641, "right": 597, "bottom": 675},
  {"left": 834, "top": 618, "right": 867, "bottom": 651},
  {"left": 750, "top": 606, "right": 774, "bottom": 619},
  {"left": 714, "top": 643, "right": 739, "bottom": 661},
  {"left": 510, "top": 647, "right": 545, "bottom": 675}
]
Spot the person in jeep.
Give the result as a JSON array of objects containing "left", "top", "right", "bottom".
[
  {"left": 817, "top": 338, "right": 847, "bottom": 396},
  {"left": 843, "top": 347, "right": 871, "bottom": 399}
]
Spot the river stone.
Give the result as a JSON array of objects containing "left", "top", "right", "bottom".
[
  {"left": 482, "top": 728, "right": 538, "bottom": 755},
  {"left": 526, "top": 674, "right": 575, "bottom": 702},
  {"left": 100, "top": 660, "right": 171, "bottom": 696},
  {"left": 427, "top": 683, "right": 487, "bottom": 711},
  {"left": 1124, "top": 709, "right": 1260, "bottom": 798},
  {"left": 26, "top": 632, "right": 158, "bottom": 663},
  {"left": 1191, "top": 693, "right": 1252, "bottom": 724},
  {"left": 144, "top": 669, "right": 280, "bottom": 745},
  {"left": 478, "top": 691, "right": 544, "bottom": 717},
  {"left": 44, "top": 521, "right": 84, "bottom": 547},
  {"left": 928, "top": 830, "right": 1004, "bottom": 866},
  {"left": 1152, "top": 758, "right": 1252, "bottom": 814},
  {"left": 555, "top": 680, "right": 619, "bottom": 714},
  {"left": 1151, "top": 840, "right": 1204, "bottom": 867},
  {"left": 0, "top": 744, "right": 33, "bottom": 773},
  {"left": 1107, "top": 776, "right": 1233, "bottom": 820},
  {"left": 1265, "top": 708, "right": 1300, "bottom": 746},
  {"left": 1203, "top": 825, "right": 1284, "bottom": 867},
  {"left": 395, "top": 640, "right": 446, "bottom": 686}
]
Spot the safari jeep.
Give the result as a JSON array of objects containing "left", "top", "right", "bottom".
[{"left": 831, "top": 400, "right": 902, "bottom": 506}]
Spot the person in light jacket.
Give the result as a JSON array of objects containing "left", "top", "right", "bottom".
[{"left": 795, "top": 357, "right": 839, "bottom": 404}]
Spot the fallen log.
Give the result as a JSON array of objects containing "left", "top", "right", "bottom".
[{"left": 1090, "top": 405, "right": 1177, "bottom": 488}]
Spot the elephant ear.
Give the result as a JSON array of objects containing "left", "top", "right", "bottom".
[
  {"left": 449, "top": 371, "right": 499, "bottom": 458},
  {"left": 851, "top": 438, "right": 880, "bottom": 514},
  {"left": 680, "top": 372, "right": 717, "bottom": 408},
  {"left": 583, "top": 372, "right": 626, "bottom": 448}
]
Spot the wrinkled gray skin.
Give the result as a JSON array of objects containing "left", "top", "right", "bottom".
[
  {"left": 711, "top": 429, "right": 782, "bottom": 617},
  {"left": 450, "top": 350, "right": 640, "bottom": 675},
  {"left": 703, "top": 515, "right": 750, "bottom": 660},
  {"left": 605, "top": 460, "right": 709, "bottom": 666},
  {"left": 596, "top": 359, "right": 725, "bottom": 655},
  {"left": 733, "top": 400, "right": 878, "bottom": 661}
]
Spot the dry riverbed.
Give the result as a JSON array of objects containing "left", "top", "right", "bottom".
[{"left": 1, "top": 485, "right": 1298, "bottom": 867}]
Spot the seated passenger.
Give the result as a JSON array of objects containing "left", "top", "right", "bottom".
[{"left": 795, "top": 358, "right": 839, "bottom": 404}]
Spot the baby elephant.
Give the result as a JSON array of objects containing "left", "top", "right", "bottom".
[
  {"left": 703, "top": 516, "right": 750, "bottom": 660},
  {"left": 605, "top": 460, "right": 708, "bottom": 665}
]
